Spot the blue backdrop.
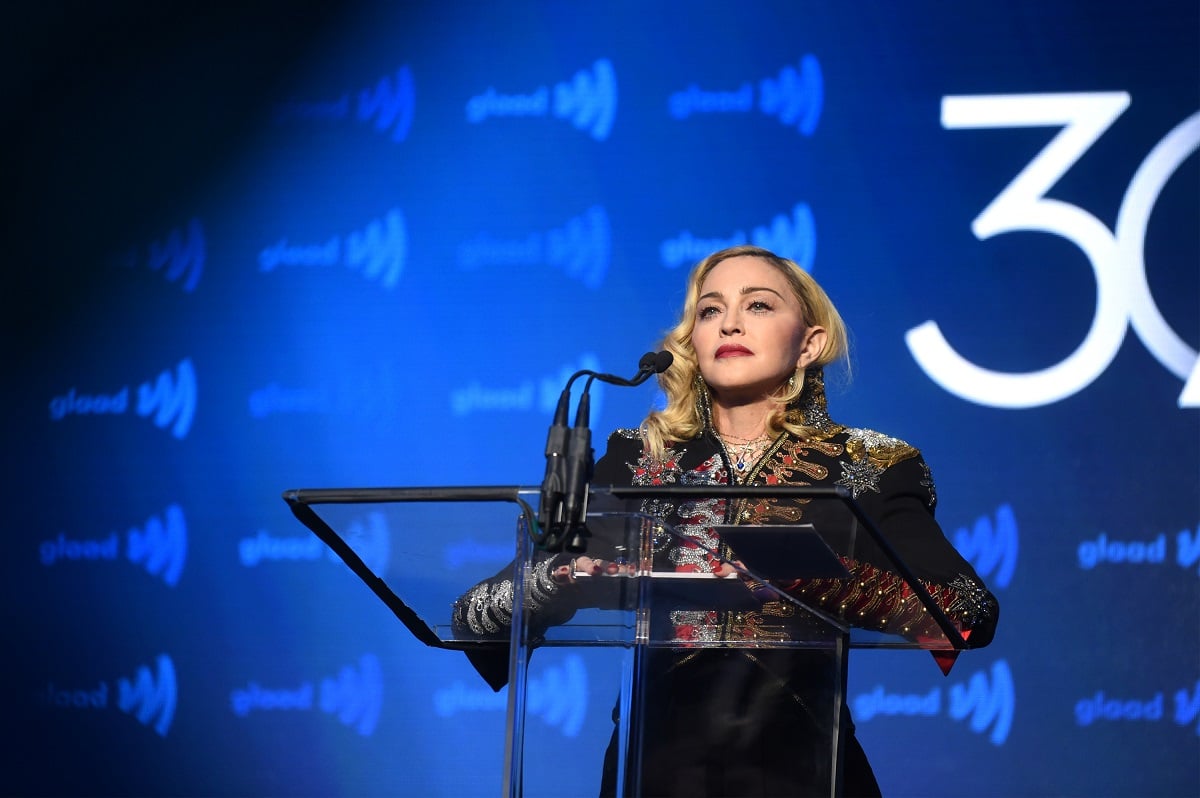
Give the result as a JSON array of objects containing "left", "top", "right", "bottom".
[{"left": 4, "top": 1, "right": 1197, "bottom": 796}]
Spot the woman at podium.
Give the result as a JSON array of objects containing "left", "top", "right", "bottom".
[{"left": 454, "top": 245, "right": 998, "bottom": 797}]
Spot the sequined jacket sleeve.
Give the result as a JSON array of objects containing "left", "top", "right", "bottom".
[{"left": 450, "top": 550, "right": 579, "bottom": 639}]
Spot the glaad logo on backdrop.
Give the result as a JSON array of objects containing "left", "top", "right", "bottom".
[
  {"left": 908, "top": 93, "right": 1200, "bottom": 408},
  {"left": 238, "top": 512, "right": 390, "bottom": 578},
  {"left": 40, "top": 654, "right": 177, "bottom": 738},
  {"left": 1177, "top": 682, "right": 1200, "bottom": 735},
  {"left": 853, "top": 660, "right": 1014, "bottom": 746},
  {"left": 118, "top": 218, "right": 205, "bottom": 293},
  {"left": 229, "top": 654, "right": 383, "bottom": 737},
  {"left": 274, "top": 66, "right": 415, "bottom": 142},
  {"left": 451, "top": 354, "right": 604, "bottom": 423},
  {"left": 249, "top": 362, "right": 404, "bottom": 421},
  {"left": 39, "top": 504, "right": 188, "bottom": 587},
  {"left": 1077, "top": 522, "right": 1200, "bottom": 575},
  {"left": 668, "top": 55, "right": 823, "bottom": 136},
  {"left": 457, "top": 205, "right": 610, "bottom": 289},
  {"left": 259, "top": 208, "right": 407, "bottom": 290},
  {"left": 48, "top": 358, "right": 197, "bottom": 440},
  {"left": 248, "top": 383, "right": 331, "bottom": 418},
  {"left": 660, "top": 202, "right": 816, "bottom": 272},
  {"left": 1075, "top": 680, "right": 1200, "bottom": 735},
  {"left": 466, "top": 59, "right": 617, "bottom": 141},
  {"left": 952, "top": 504, "right": 1018, "bottom": 589},
  {"left": 433, "top": 653, "right": 587, "bottom": 737}
]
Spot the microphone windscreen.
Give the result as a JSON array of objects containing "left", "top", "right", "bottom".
[
  {"left": 637, "top": 351, "right": 657, "bottom": 372},
  {"left": 653, "top": 351, "right": 674, "bottom": 373}
]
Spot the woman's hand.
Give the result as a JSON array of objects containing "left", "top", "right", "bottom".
[
  {"left": 552, "top": 556, "right": 753, "bottom": 583},
  {"left": 552, "top": 556, "right": 633, "bottom": 583},
  {"left": 711, "top": 559, "right": 746, "bottom": 578}
]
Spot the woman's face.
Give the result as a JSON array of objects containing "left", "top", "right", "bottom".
[{"left": 690, "top": 255, "right": 825, "bottom": 405}]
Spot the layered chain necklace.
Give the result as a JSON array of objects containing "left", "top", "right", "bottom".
[{"left": 719, "top": 430, "right": 773, "bottom": 477}]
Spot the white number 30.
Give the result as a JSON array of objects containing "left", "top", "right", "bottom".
[{"left": 906, "top": 92, "right": 1199, "bottom": 408}]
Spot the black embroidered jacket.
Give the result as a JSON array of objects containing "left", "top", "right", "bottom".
[{"left": 452, "top": 369, "right": 998, "bottom": 660}]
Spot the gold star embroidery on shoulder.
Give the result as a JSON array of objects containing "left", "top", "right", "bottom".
[
  {"left": 843, "top": 428, "right": 918, "bottom": 469},
  {"left": 799, "top": 422, "right": 846, "bottom": 444}
]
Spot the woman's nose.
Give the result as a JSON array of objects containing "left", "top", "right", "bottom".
[{"left": 720, "top": 308, "right": 742, "bottom": 335}]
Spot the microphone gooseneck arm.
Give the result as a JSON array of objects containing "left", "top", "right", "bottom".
[{"left": 537, "top": 351, "right": 673, "bottom": 552}]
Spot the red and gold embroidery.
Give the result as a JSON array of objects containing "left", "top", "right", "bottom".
[
  {"left": 736, "top": 439, "right": 841, "bottom": 524},
  {"left": 778, "top": 559, "right": 980, "bottom": 640}
]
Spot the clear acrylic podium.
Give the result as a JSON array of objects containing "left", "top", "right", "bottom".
[{"left": 283, "top": 484, "right": 966, "bottom": 797}]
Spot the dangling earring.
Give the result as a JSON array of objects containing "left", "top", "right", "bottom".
[
  {"left": 788, "top": 373, "right": 797, "bottom": 391},
  {"left": 693, "top": 372, "right": 713, "bottom": 421}
]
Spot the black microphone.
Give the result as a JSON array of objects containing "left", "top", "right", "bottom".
[
  {"left": 557, "top": 351, "right": 674, "bottom": 551},
  {"left": 537, "top": 366, "right": 600, "bottom": 548},
  {"left": 536, "top": 387, "right": 571, "bottom": 545},
  {"left": 559, "top": 387, "right": 593, "bottom": 552},
  {"left": 634, "top": 350, "right": 673, "bottom": 384},
  {"left": 586, "top": 350, "right": 674, "bottom": 388}
]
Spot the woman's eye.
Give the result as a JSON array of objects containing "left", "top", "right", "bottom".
[
  {"left": 697, "top": 305, "right": 720, "bottom": 319},
  {"left": 748, "top": 300, "right": 773, "bottom": 313}
]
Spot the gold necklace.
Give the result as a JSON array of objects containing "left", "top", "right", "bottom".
[{"left": 720, "top": 433, "right": 771, "bottom": 474}]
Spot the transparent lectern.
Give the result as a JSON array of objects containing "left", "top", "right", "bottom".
[{"left": 283, "top": 484, "right": 966, "bottom": 797}]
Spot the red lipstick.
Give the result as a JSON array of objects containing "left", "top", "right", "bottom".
[{"left": 715, "top": 344, "right": 752, "bottom": 358}]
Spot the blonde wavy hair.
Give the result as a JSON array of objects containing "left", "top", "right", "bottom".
[{"left": 641, "top": 245, "right": 848, "bottom": 458}]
